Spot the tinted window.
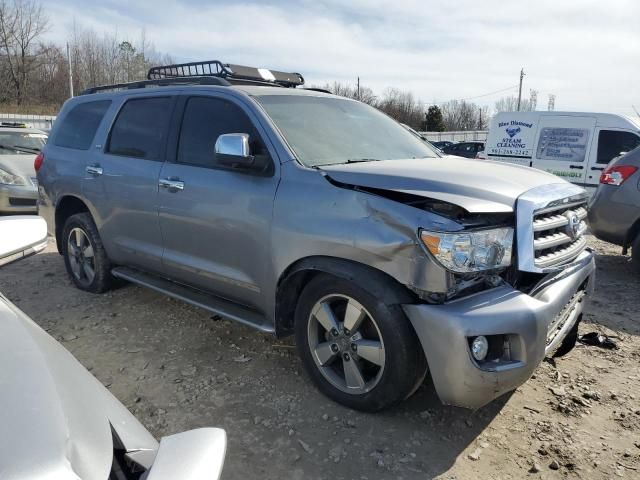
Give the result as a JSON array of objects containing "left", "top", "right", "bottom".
[
  {"left": 54, "top": 100, "right": 111, "bottom": 150},
  {"left": 177, "top": 96, "right": 265, "bottom": 168},
  {"left": 108, "top": 97, "right": 172, "bottom": 159},
  {"left": 597, "top": 130, "right": 640, "bottom": 164}
]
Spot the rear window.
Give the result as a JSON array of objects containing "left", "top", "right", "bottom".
[
  {"left": 54, "top": 100, "right": 111, "bottom": 150},
  {"left": 107, "top": 97, "right": 172, "bottom": 160}
]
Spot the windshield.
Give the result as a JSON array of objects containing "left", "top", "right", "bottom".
[
  {"left": 0, "top": 131, "right": 47, "bottom": 154},
  {"left": 255, "top": 95, "right": 439, "bottom": 167}
]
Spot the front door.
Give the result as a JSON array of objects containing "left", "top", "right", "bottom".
[
  {"left": 82, "top": 95, "right": 174, "bottom": 273},
  {"left": 531, "top": 115, "right": 596, "bottom": 186},
  {"left": 585, "top": 129, "right": 640, "bottom": 187},
  {"left": 157, "top": 95, "right": 279, "bottom": 312}
]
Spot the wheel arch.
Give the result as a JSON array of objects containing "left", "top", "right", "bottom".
[
  {"left": 274, "top": 256, "right": 416, "bottom": 337},
  {"left": 54, "top": 195, "right": 92, "bottom": 254}
]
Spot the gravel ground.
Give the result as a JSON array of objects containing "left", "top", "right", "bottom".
[{"left": 1, "top": 235, "right": 639, "bottom": 480}]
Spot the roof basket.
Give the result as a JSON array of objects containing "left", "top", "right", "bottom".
[{"left": 147, "top": 60, "right": 305, "bottom": 88}]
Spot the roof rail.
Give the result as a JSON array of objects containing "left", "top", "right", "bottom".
[
  {"left": 80, "top": 76, "right": 231, "bottom": 95},
  {"left": 147, "top": 60, "right": 305, "bottom": 88}
]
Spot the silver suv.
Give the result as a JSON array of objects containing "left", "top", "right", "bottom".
[{"left": 37, "top": 61, "right": 596, "bottom": 411}]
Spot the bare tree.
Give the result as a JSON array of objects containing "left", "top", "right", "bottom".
[
  {"left": 441, "top": 100, "right": 483, "bottom": 131},
  {"left": 0, "top": 0, "right": 48, "bottom": 105}
]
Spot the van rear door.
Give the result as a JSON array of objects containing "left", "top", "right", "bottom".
[{"left": 531, "top": 115, "right": 595, "bottom": 185}]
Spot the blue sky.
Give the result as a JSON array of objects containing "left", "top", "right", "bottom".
[{"left": 46, "top": 0, "right": 640, "bottom": 116}]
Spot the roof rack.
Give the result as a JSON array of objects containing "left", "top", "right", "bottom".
[
  {"left": 81, "top": 76, "right": 230, "bottom": 95},
  {"left": 80, "top": 60, "right": 304, "bottom": 95},
  {"left": 147, "top": 60, "right": 304, "bottom": 88}
]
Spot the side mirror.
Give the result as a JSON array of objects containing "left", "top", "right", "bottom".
[
  {"left": 0, "top": 216, "right": 47, "bottom": 267},
  {"left": 146, "top": 428, "right": 227, "bottom": 480},
  {"left": 215, "top": 133, "right": 256, "bottom": 168}
]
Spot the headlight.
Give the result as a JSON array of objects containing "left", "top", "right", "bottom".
[
  {"left": 0, "top": 168, "right": 26, "bottom": 185},
  {"left": 420, "top": 227, "right": 513, "bottom": 273}
]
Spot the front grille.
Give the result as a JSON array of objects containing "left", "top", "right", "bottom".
[
  {"left": 8, "top": 197, "right": 37, "bottom": 207},
  {"left": 532, "top": 200, "right": 588, "bottom": 269}
]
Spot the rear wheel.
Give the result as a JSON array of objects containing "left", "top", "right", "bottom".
[
  {"left": 632, "top": 233, "right": 640, "bottom": 275},
  {"left": 62, "top": 212, "right": 113, "bottom": 293},
  {"left": 294, "top": 274, "right": 427, "bottom": 412}
]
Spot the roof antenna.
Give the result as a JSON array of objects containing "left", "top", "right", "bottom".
[{"left": 632, "top": 105, "right": 640, "bottom": 119}]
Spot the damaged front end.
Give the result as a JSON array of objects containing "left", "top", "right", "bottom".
[{"left": 324, "top": 173, "right": 518, "bottom": 303}]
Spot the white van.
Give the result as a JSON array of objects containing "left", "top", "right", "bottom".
[{"left": 485, "top": 112, "right": 640, "bottom": 192}]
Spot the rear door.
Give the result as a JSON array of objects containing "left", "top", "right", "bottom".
[
  {"left": 530, "top": 115, "right": 595, "bottom": 185},
  {"left": 586, "top": 129, "right": 640, "bottom": 187},
  {"left": 157, "top": 94, "right": 279, "bottom": 312},
  {"left": 82, "top": 95, "right": 175, "bottom": 273}
]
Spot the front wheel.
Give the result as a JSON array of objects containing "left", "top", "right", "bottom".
[{"left": 294, "top": 274, "right": 427, "bottom": 412}]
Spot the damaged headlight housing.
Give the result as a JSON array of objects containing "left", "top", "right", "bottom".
[{"left": 420, "top": 227, "right": 513, "bottom": 273}]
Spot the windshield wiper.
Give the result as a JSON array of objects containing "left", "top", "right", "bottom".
[
  {"left": 0, "top": 144, "right": 40, "bottom": 154},
  {"left": 345, "top": 158, "right": 380, "bottom": 163}
]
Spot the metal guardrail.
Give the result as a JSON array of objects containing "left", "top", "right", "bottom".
[
  {"left": 419, "top": 130, "right": 488, "bottom": 142},
  {"left": 0, "top": 113, "right": 56, "bottom": 131}
]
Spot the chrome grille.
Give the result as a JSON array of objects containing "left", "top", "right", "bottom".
[{"left": 532, "top": 201, "right": 588, "bottom": 269}]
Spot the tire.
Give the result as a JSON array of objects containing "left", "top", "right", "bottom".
[
  {"left": 632, "top": 233, "right": 640, "bottom": 275},
  {"left": 294, "top": 274, "right": 427, "bottom": 412},
  {"left": 61, "top": 212, "right": 113, "bottom": 293}
]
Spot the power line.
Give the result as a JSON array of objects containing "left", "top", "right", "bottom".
[{"left": 430, "top": 84, "right": 519, "bottom": 105}]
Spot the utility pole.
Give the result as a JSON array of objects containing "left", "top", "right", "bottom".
[
  {"left": 516, "top": 68, "right": 525, "bottom": 111},
  {"left": 66, "top": 42, "right": 74, "bottom": 98},
  {"left": 357, "top": 76, "right": 360, "bottom": 101}
]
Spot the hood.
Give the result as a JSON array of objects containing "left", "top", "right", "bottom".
[
  {"left": 319, "top": 157, "right": 567, "bottom": 213},
  {"left": 0, "top": 296, "right": 158, "bottom": 480},
  {"left": 0, "top": 154, "right": 36, "bottom": 179}
]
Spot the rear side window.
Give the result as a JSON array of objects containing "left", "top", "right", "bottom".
[
  {"left": 107, "top": 97, "right": 172, "bottom": 160},
  {"left": 177, "top": 96, "right": 265, "bottom": 168},
  {"left": 597, "top": 130, "right": 640, "bottom": 164},
  {"left": 54, "top": 100, "right": 111, "bottom": 150}
]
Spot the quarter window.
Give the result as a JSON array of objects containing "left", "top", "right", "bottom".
[
  {"left": 177, "top": 96, "right": 265, "bottom": 168},
  {"left": 597, "top": 130, "right": 640, "bottom": 164},
  {"left": 54, "top": 100, "right": 111, "bottom": 150},
  {"left": 107, "top": 97, "right": 172, "bottom": 160}
]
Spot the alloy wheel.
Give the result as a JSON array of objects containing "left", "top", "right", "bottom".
[
  {"left": 307, "top": 294, "right": 386, "bottom": 394},
  {"left": 67, "top": 227, "right": 96, "bottom": 287}
]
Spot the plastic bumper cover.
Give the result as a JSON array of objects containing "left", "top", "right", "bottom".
[{"left": 403, "top": 249, "right": 596, "bottom": 409}]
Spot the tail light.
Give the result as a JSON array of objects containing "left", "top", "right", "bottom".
[
  {"left": 34, "top": 152, "right": 44, "bottom": 172},
  {"left": 599, "top": 165, "right": 638, "bottom": 186}
]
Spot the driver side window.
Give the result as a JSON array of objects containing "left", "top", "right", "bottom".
[{"left": 177, "top": 96, "right": 267, "bottom": 168}]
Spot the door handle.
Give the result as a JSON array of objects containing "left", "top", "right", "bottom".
[
  {"left": 569, "top": 165, "right": 584, "bottom": 170},
  {"left": 159, "top": 178, "right": 185, "bottom": 191},
  {"left": 86, "top": 165, "right": 103, "bottom": 176},
  {"left": 590, "top": 166, "right": 605, "bottom": 171}
]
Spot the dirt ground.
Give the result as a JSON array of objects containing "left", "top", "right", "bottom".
[{"left": 1, "top": 235, "right": 639, "bottom": 480}]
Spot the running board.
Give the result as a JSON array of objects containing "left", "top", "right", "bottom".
[{"left": 111, "top": 266, "right": 274, "bottom": 333}]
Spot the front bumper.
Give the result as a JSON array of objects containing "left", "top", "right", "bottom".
[
  {"left": 0, "top": 183, "right": 38, "bottom": 213},
  {"left": 403, "top": 249, "right": 596, "bottom": 409}
]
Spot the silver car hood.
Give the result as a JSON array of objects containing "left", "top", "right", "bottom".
[
  {"left": 0, "top": 296, "right": 158, "bottom": 480},
  {"left": 0, "top": 154, "right": 36, "bottom": 179},
  {"left": 319, "top": 157, "right": 567, "bottom": 213}
]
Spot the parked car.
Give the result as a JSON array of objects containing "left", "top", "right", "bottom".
[
  {"left": 442, "top": 141, "right": 485, "bottom": 158},
  {"left": 485, "top": 111, "right": 640, "bottom": 194},
  {"left": 0, "top": 124, "right": 47, "bottom": 214},
  {"left": 431, "top": 140, "right": 454, "bottom": 150},
  {"left": 38, "top": 60, "right": 595, "bottom": 411},
  {"left": 0, "top": 215, "right": 227, "bottom": 479},
  {"left": 400, "top": 123, "right": 444, "bottom": 153},
  {"left": 588, "top": 146, "right": 640, "bottom": 273}
]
